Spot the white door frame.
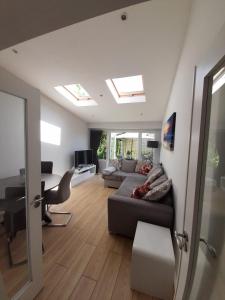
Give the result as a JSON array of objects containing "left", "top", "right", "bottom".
[
  {"left": 175, "top": 24, "right": 225, "bottom": 300},
  {"left": 0, "top": 67, "right": 43, "bottom": 300}
]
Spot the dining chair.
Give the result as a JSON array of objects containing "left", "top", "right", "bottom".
[
  {"left": 3, "top": 181, "right": 45, "bottom": 267},
  {"left": 44, "top": 167, "right": 75, "bottom": 227},
  {"left": 41, "top": 161, "right": 53, "bottom": 174}
]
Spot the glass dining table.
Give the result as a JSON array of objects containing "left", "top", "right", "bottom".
[{"left": 0, "top": 173, "right": 62, "bottom": 223}]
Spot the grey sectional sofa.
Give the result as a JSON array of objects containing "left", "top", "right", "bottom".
[
  {"left": 104, "top": 160, "right": 174, "bottom": 239},
  {"left": 102, "top": 159, "right": 146, "bottom": 188}
]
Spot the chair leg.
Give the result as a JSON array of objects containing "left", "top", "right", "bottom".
[
  {"left": 45, "top": 206, "right": 72, "bottom": 227},
  {"left": 7, "top": 236, "right": 27, "bottom": 267}
]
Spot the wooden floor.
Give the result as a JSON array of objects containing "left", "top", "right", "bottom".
[{"left": 1, "top": 176, "right": 159, "bottom": 300}]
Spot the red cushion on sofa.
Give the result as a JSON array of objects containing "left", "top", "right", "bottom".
[
  {"left": 131, "top": 183, "right": 150, "bottom": 199},
  {"left": 138, "top": 164, "right": 152, "bottom": 175}
]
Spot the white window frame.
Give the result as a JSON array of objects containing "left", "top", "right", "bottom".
[{"left": 106, "top": 129, "right": 160, "bottom": 163}]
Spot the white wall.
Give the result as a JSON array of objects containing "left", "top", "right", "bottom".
[
  {"left": 41, "top": 95, "right": 88, "bottom": 175},
  {"left": 0, "top": 91, "right": 25, "bottom": 179},
  {"left": 160, "top": 0, "right": 225, "bottom": 234}
]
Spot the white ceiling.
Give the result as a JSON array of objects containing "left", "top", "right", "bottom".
[{"left": 0, "top": 0, "right": 191, "bottom": 123}]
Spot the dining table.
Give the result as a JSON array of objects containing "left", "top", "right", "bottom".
[{"left": 0, "top": 173, "right": 62, "bottom": 223}]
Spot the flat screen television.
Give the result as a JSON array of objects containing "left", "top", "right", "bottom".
[{"left": 74, "top": 150, "right": 93, "bottom": 168}]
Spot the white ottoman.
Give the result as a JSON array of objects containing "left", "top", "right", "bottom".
[{"left": 131, "top": 221, "right": 175, "bottom": 300}]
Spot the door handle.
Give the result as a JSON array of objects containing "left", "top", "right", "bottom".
[
  {"left": 200, "top": 238, "right": 217, "bottom": 258},
  {"left": 175, "top": 231, "right": 189, "bottom": 252},
  {"left": 31, "top": 195, "right": 44, "bottom": 208}
]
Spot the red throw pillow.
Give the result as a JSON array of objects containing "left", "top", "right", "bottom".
[
  {"left": 131, "top": 183, "right": 150, "bottom": 199},
  {"left": 139, "top": 164, "right": 152, "bottom": 175}
]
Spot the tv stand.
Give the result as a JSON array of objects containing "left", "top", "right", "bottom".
[{"left": 71, "top": 164, "right": 96, "bottom": 186}]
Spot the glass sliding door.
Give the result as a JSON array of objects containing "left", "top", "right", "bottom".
[
  {"left": 110, "top": 132, "right": 139, "bottom": 160},
  {"left": 141, "top": 132, "right": 155, "bottom": 161}
]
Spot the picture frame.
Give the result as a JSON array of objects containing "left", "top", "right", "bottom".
[{"left": 163, "top": 112, "right": 176, "bottom": 151}]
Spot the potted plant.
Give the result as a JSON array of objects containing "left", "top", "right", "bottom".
[{"left": 97, "top": 132, "right": 107, "bottom": 172}]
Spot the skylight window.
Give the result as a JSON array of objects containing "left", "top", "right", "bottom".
[
  {"left": 106, "top": 75, "right": 146, "bottom": 104},
  {"left": 65, "top": 84, "right": 91, "bottom": 100},
  {"left": 54, "top": 84, "right": 97, "bottom": 106}
]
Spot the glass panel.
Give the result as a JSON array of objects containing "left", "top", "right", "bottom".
[
  {"left": 64, "top": 84, "right": 91, "bottom": 99},
  {"left": 141, "top": 132, "right": 155, "bottom": 161},
  {"left": 189, "top": 66, "right": 225, "bottom": 299},
  {"left": 112, "top": 75, "right": 144, "bottom": 95},
  {"left": 0, "top": 91, "right": 29, "bottom": 298},
  {"left": 110, "top": 132, "right": 139, "bottom": 159}
]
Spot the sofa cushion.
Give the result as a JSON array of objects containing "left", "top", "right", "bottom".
[
  {"left": 121, "top": 159, "right": 137, "bottom": 173},
  {"left": 109, "top": 159, "right": 121, "bottom": 170},
  {"left": 135, "top": 160, "right": 152, "bottom": 173},
  {"left": 145, "top": 166, "right": 164, "bottom": 185},
  {"left": 131, "top": 183, "right": 150, "bottom": 199},
  {"left": 102, "top": 171, "right": 146, "bottom": 182},
  {"left": 144, "top": 179, "right": 172, "bottom": 201},
  {"left": 116, "top": 176, "right": 147, "bottom": 197},
  {"left": 102, "top": 166, "right": 116, "bottom": 175},
  {"left": 150, "top": 174, "right": 168, "bottom": 188},
  {"left": 102, "top": 170, "right": 126, "bottom": 181}
]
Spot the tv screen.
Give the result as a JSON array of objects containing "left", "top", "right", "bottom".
[{"left": 74, "top": 150, "right": 93, "bottom": 167}]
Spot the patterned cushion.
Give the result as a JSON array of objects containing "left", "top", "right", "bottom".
[
  {"left": 131, "top": 183, "right": 150, "bottom": 199},
  {"left": 135, "top": 160, "right": 152, "bottom": 174},
  {"left": 145, "top": 166, "right": 164, "bottom": 185},
  {"left": 147, "top": 164, "right": 162, "bottom": 177},
  {"left": 143, "top": 179, "right": 172, "bottom": 201},
  {"left": 109, "top": 159, "right": 121, "bottom": 170},
  {"left": 139, "top": 164, "right": 152, "bottom": 175},
  {"left": 150, "top": 174, "right": 168, "bottom": 188},
  {"left": 135, "top": 160, "right": 151, "bottom": 172},
  {"left": 121, "top": 159, "right": 137, "bottom": 173}
]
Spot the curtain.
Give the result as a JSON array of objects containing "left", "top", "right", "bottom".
[{"left": 90, "top": 129, "right": 103, "bottom": 173}]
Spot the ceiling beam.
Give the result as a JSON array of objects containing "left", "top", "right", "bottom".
[{"left": 0, "top": 0, "right": 149, "bottom": 51}]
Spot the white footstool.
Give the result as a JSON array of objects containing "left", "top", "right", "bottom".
[{"left": 131, "top": 221, "right": 175, "bottom": 300}]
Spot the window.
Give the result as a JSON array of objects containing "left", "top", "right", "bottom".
[
  {"left": 54, "top": 84, "right": 97, "bottom": 106},
  {"left": 110, "top": 132, "right": 139, "bottom": 160},
  {"left": 106, "top": 75, "right": 146, "bottom": 104},
  {"left": 64, "top": 84, "right": 91, "bottom": 100},
  {"left": 40, "top": 121, "right": 61, "bottom": 146},
  {"left": 141, "top": 132, "right": 155, "bottom": 161}
]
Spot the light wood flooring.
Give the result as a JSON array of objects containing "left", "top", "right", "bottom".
[{"left": 1, "top": 175, "right": 159, "bottom": 300}]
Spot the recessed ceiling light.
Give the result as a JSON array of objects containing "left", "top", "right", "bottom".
[
  {"left": 106, "top": 75, "right": 146, "bottom": 104},
  {"left": 54, "top": 84, "right": 97, "bottom": 107},
  {"left": 121, "top": 13, "right": 127, "bottom": 21}
]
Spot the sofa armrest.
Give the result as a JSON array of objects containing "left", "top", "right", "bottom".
[{"left": 102, "top": 166, "right": 116, "bottom": 175}]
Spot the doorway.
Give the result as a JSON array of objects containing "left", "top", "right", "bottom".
[
  {"left": 0, "top": 67, "right": 43, "bottom": 300},
  {"left": 188, "top": 59, "right": 225, "bottom": 299}
]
